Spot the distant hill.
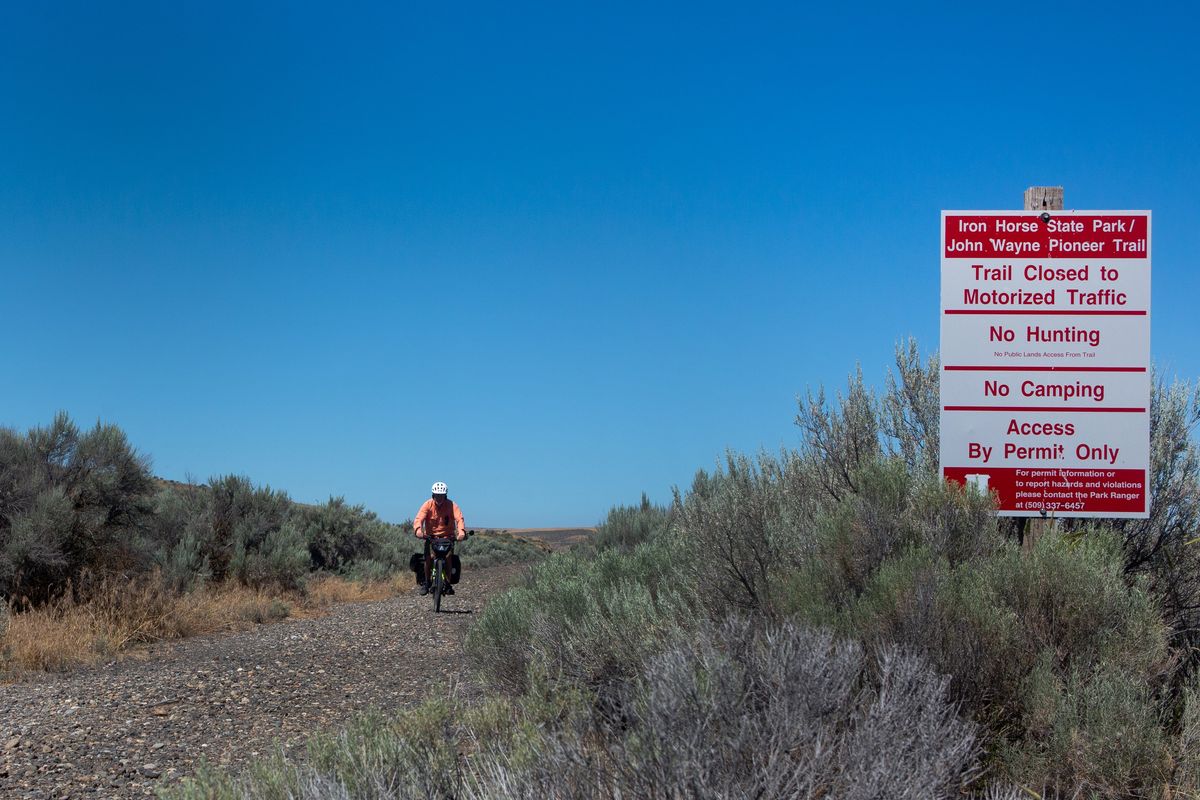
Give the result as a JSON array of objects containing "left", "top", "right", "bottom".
[{"left": 495, "top": 528, "right": 596, "bottom": 549}]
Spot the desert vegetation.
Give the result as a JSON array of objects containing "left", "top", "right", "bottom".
[
  {"left": 0, "top": 413, "right": 546, "bottom": 675},
  {"left": 456, "top": 529, "right": 553, "bottom": 568},
  {"left": 0, "top": 413, "right": 412, "bottom": 602},
  {"left": 168, "top": 339, "right": 1200, "bottom": 799}
]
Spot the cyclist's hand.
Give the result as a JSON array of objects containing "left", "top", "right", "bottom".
[
  {"left": 456, "top": 532, "right": 466, "bottom": 541},
  {"left": 415, "top": 530, "right": 425, "bottom": 539}
]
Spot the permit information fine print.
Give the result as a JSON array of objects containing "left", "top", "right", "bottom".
[{"left": 939, "top": 210, "right": 1151, "bottom": 518}]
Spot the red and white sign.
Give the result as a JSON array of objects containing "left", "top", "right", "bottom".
[{"left": 939, "top": 210, "right": 1151, "bottom": 518}]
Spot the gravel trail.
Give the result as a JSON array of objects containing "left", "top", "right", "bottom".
[{"left": 0, "top": 565, "right": 524, "bottom": 799}]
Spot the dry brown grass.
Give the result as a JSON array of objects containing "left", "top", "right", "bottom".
[
  {"left": 305, "top": 573, "right": 409, "bottom": 606},
  {"left": 1, "top": 572, "right": 408, "bottom": 678}
]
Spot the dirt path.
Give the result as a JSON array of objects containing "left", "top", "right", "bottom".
[{"left": 0, "top": 565, "right": 525, "bottom": 799}]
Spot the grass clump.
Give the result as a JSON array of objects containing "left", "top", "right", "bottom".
[
  {"left": 164, "top": 703, "right": 468, "bottom": 800},
  {"left": 304, "top": 573, "right": 407, "bottom": 606},
  {"left": 0, "top": 572, "right": 413, "bottom": 677},
  {"left": 1, "top": 574, "right": 293, "bottom": 674}
]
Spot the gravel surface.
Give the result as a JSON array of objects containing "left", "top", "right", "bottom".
[{"left": 0, "top": 565, "right": 525, "bottom": 799}]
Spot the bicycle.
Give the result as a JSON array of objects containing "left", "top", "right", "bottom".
[{"left": 426, "top": 530, "right": 473, "bottom": 613}]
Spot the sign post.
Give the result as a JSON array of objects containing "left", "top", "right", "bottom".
[{"left": 939, "top": 198, "right": 1151, "bottom": 519}]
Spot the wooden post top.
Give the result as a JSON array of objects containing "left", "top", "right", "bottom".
[{"left": 1024, "top": 186, "right": 1064, "bottom": 211}]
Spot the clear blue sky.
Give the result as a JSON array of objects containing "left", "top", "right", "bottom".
[{"left": 2, "top": 3, "right": 1197, "bottom": 526}]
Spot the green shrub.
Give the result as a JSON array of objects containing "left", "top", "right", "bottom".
[
  {"left": 147, "top": 486, "right": 213, "bottom": 591},
  {"left": 679, "top": 453, "right": 998, "bottom": 621},
  {"left": 671, "top": 454, "right": 786, "bottom": 615},
  {"left": 780, "top": 459, "right": 998, "bottom": 611},
  {"left": 338, "top": 558, "right": 392, "bottom": 582},
  {"left": 794, "top": 364, "right": 883, "bottom": 502},
  {"left": 230, "top": 521, "right": 309, "bottom": 591},
  {"left": 205, "top": 475, "right": 291, "bottom": 583},
  {"left": 527, "top": 620, "right": 990, "bottom": 799},
  {"left": 589, "top": 493, "right": 670, "bottom": 551},
  {"left": 295, "top": 497, "right": 405, "bottom": 573},
  {"left": 164, "top": 703, "right": 465, "bottom": 800},
  {"left": 880, "top": 338, "right": 941, "bottom": 476},
  {"left": 456, "top": 530, "right": 549, "bottom": 567},
  {"left": 0, "top": 413, "right": 154, "bottom": 603},
  {"left": 466, "top": 535, "right": 694, "bottom": 695},
  {"left": 311, "top": 705, "right": 460, "bottom": 798},
  {"left": 158, "top": 762, "right": 247, "bottom": 800},
  {"left": 999, "top": 661, "right": 1169, "bottom": 796},
  {"left": 835, "top": 547, "right": 1019, "bottom": 722},
  {"left": 156, "top": 529, "right": 212, "bottom": 593},
  {"left": 1, "top": 487, "right": 75, "bottom": 599},
  {"left": 982, "top": 529, "right": 1167, "bottom": 680},
  {"left": 792, "top": 526, "right": 1172, "bottom": 795},
  {"left": 1174, "top": 676, "right": 1200, "bottom": 794}
]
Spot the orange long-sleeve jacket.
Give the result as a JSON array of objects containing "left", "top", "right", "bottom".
[{"left": 414, "top": 498, "right": 466, "bottom": 539}]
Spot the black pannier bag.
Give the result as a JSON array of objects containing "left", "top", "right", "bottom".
[
  {"left": 408, "top": 552, "right": 425, "bottom": 584},
  {"left": 450, "top": 553, "right": 462, "bottom": 584}
]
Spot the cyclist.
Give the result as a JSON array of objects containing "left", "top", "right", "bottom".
[{"left": 413, "top": 481, "right": 466, "bottom": 596}]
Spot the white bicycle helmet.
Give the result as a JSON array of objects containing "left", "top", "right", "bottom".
[{"left": 431, "top": 481, "right": 448, "bottom": 495}]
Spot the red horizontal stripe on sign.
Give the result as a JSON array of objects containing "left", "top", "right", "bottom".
[
  {"left": 944, "top": 309, "right": 1147, "bottom": 316},
  {"left": 943, "top": 366, "right": 1147, "bottom": 373},
  {"left": 943, "top": 406, "right": 1146, "bottom": 413},
  {"left": 943, "top": 466, "right": 1146, "bottom": 514},
  {"left": 944, "top": 214, "right": 1148, "bottom": 258}
]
